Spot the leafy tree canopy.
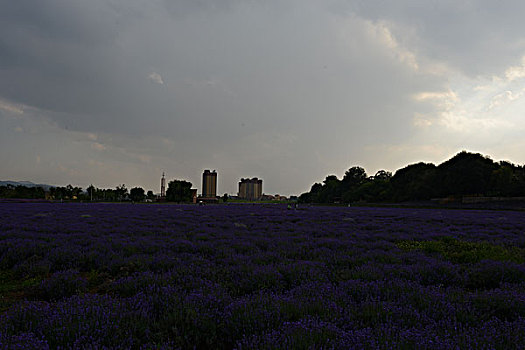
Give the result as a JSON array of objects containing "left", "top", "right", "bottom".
[
  {"left": 166, "top": 180, "right": 193, "bottom": 203},
  {"left": 130, "top": 187, "right": 145, "bottom": 202},
  {"left": 299, "top": 151, "right": 525, "bottom": 204}
]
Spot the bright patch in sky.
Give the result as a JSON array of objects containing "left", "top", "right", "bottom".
[{"left": 148, "top": 72, "right": 164, "bottom": 85}]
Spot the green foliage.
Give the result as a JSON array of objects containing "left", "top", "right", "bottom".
[
  {"left": 341, "top": 167, "right": 369, "bottom": 202},
  {"left": 317, "top": 175, "right": 341, "bottom": 203},
  {"left": 397, "top": 237, "right": 525, "bottom": 264},
  {"left": 489, "top": 161, "right": 525, "bottom": 196},
  {"left": 298, "top": 183, "right": 323, "bottom": 203},
  {"left": 166, "top": 180, "right": 193, "bottom": 202},
  {"left": 342, "top": 166, "right": 367, "bottom": 187},
  {"left": 129, "top": 187, "right": 145, "bottom": 202},
  {"left": 437, "top": 151, "right": 496, "bottom": 196},
  {"left": 391, "top": 162, "right": 437, "bottom": 201},
  {"left": 299, "top": 167, "right": 375, "bottom": 204},
  {"left": 0, "top": 271, "right": 41, "bottom": 311},
  {"left": 50, "top": 185, "right": 83, "bottom": 200},
  {"left": 299, "top": 151, "right": 525, "bottom": 204},
  {"left": 115, "top": 184, "right": 128, "bottom": 201},
  {"left": 37, "top": 270, "right": 88, "bottom": 301},
  {"left": 0, "top": 185, "right": 46, "bottom": 199},
  {"left": 346, "top": 179, "right": 392, "bottom": 203}
]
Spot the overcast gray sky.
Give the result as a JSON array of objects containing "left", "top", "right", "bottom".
[{"left": 2, "top": 0, "right": 525, "bottom": 196}]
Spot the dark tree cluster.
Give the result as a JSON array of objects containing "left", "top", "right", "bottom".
[
  {"left": 129, "top": 187, "right": 145, "bottom": 202},
  {"left": 0, "top": 183, "right": 158, "bottom": 202},
  {"left": 52, "top": 185, "right": 126, "bottom": 201},
  {"left": 166, "top": 180, "right": 193, "bottom": 203},
  {"left": 299, "top": 151, "right": 525, "bottom": 204},
  {"left": 50, "top": 185, "right": 85, "bottom": 200},
  {"left": 0, "top": 185, "right": 46, "bottom": 199},
  {"left": 299, "top": 166, "right": 392, "bottom": 204}
]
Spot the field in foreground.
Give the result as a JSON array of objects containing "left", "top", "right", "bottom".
[{"left": 1, "top": 203, "right": 525, "bottom": 349}]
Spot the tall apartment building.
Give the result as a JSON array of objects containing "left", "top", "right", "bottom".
[
  {"left": 238, "top": 178, "right": 263, "bottom": 201},
  {"left": 202, "top": 170, "right": 217, "bottom": 198}
]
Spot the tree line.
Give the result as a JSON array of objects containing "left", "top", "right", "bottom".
[
  {"left": 0, "top": 185, "right": 47, "bottom": 199},
  {"left": 299, "top": 151, "right": 525, "bottom": 204},
  {"left": 0, "top": 180, "right": 196, "bottom": 203}
]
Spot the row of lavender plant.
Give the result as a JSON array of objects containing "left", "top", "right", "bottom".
[{"left": 1, "top": 203, "right": 524, "bottom": 348}]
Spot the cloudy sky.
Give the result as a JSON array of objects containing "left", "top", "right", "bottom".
[{"left": 2, "top": 0, "right": 525, "bottom": 196}]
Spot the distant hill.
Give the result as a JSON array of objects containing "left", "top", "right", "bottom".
[{"left": 0, "top": 181, "right": 54, "bottom": 191}]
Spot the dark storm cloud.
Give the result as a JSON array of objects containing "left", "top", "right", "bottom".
[
  {"left": 0, "top": 0, "right": 254, "bottom": 138},
  {"left": 1, "top": 0, "right": 427, "bottom": 141},
  {"left": 0, "top": 1, "right": 119, "bottom": 120},
  {"left": 0, "top": 0, "right": 182, "bottom": 135},
  {"left": 162, "top": 0, "right": 242, "bottom": 18},
  {"left": 0, "top": 1, "right": 118, "bottom": 46}
]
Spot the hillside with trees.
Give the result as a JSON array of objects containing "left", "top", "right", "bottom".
[{"left": 299, "top": 151, "right": 525, "bottom": 205}]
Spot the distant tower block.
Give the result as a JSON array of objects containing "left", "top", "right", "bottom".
[
  {"left": 160, "top": 172, "right": 166, "bottom": 198},
  {"left": 238, "top": 177, "right": 263, "bottom": 200},
  {"left": 202, "top": 170, "right": 217, "bottom": 198}
]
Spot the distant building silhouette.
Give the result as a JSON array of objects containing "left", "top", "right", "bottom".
[
  {"left": 261, "top": 194, "right": 287, "bottom": 201},
  {"left": 191, "top": 189, "right": 198, "bottom": 204},
  {"left": 202, "top": 170, "right": 217, "bottom": 199},
  {"left": 160, "top": 172, "right": 166, "bottom": 199},
  {"left": 238, "top": 178, "right": 263, "bottom": 201}
]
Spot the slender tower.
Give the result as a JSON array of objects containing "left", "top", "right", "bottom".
[{"left": 160, "top": 172, "right": 166, "bottom": 198}]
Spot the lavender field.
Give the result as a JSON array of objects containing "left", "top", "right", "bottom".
[{"left": 1, "top": 203, "right": 525, "bottom": 349}]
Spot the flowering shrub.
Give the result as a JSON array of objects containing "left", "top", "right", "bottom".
[
  {"left": 0, "top": 203, "right": 524, "bottom": 348},
  {"left": 37, "top": 270, "right": 88, "bottom": 301}
]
